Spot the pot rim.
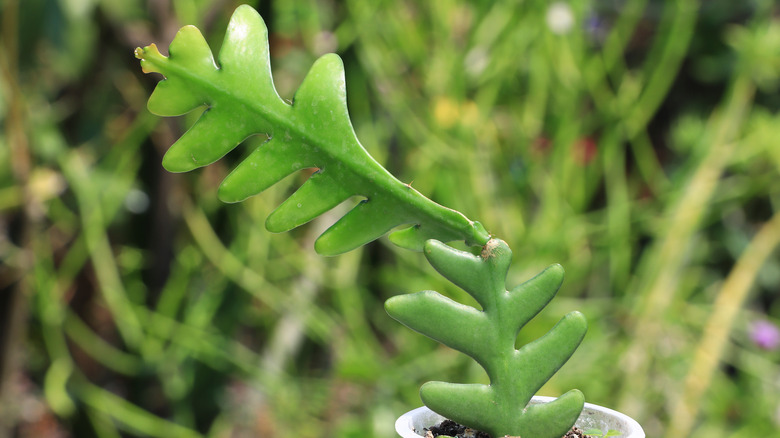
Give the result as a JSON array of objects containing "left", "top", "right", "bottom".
[{"left": 395, "top": 395, "right": 645, "bottom": 438}]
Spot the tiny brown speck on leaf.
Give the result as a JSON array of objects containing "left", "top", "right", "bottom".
[{"left": 481, "top": 239, "right": 501, "bottom": 259}]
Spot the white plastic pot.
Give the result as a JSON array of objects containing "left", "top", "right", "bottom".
[{"left": 395, "top": 396, "right": 645, "bottom": 438}]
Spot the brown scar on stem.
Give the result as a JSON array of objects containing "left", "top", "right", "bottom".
[{"left": 481, "top": 238, "right": 501, "bottom": 259}]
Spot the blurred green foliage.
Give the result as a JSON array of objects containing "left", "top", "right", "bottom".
[{"left": 1, "top": 1, "right": 779, "bottom": 437}]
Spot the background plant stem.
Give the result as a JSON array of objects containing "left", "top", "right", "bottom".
[
  {"left": 667, "top": 210, "right": 780, "bottom": 437},
  {"left": 619, "top": 73, "right": 755, "bottom": 415}
]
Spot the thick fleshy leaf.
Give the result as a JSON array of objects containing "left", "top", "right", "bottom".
[
  {"left": 421, "top": 239, "right": 511, "bottom": 309},
  {"left": 140, "top": 27, "right": 216, "bottom": 116},
  {"left": 420, "top": 384, "right": 583, "bottom": 438},
  {"left": 420, "top": 383, "right": 498, "bottom": 434},
  {"left": 385, "top": 291, "right": 492, "bottom": 365},
  {"left": 386, "top": 238, "right": 587, "bottom": 437},
  {"left": 218, "top": 137, "right": 317, "bottom": 203},
  {"left": 513, "top": 311, "right": 588, "bottom": 397},
  {"left": 519, "top": 390, "right": 586, "bottom": 438},
  {"left": 162, "top": 106, "right": 256, "bottom": 172},
  {"left": 265, "top": 170, "right": 352, "bottom": 233},
  {"left": 314, "top": 199, "right": 403, "bottom": 255},
  {"left": 504, "top": 264, "right": 565, "bottom": 334},
  {"left": 135, "top": 5, "right": 490, "bottom": 254}
]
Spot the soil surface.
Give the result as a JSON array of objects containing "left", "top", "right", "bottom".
[{"left": 424, "top": 419, "right": 590, "bottom": 438}]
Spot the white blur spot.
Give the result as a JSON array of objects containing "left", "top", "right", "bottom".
[
  {"left": 230, "top": 22, "right": 249, "bottom": 41},
  {"left": 465, "top": 47, "right": 489, "bottom": 77},
  {"left": 546, "top": 2, "right": 574, "bottom": 35},
  {"left": 61, "top": 0, "right": 92, "bottom": 19},
  {"left": 125, "top": 189, "right": 150, "bottom": 214}
]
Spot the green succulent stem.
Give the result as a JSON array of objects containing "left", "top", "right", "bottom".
[
  {"left": 136, "top": 5, "right": 586, "bottom": 437},
  {"left": 133, "top": 6, "right": 489, "bottom": 255},
  {"left": 386, "top": 239, "right": 587, "bottom": 437}
]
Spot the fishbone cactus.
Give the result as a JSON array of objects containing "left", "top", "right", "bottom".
[
  {"left": 386, "top": 239, "right": 587, "bottom": 438},
  {"left": 134, "top": 5, "right": 489, "bottom": 256},
  {"left": 135, "top": 4, "right": 587, "bottom": 437}
]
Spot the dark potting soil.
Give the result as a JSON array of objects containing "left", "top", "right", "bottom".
[{"left": 424, "top": 419, "right": 590, "bottom": 438}]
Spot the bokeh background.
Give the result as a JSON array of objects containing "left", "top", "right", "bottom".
[{"left": 2, "top": 0, "right": 780, "bottom": 437}]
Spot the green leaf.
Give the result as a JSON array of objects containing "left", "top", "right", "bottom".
[
  {"left": 419, "top": 382, "right": 500, "bottom": 434},
  {"left": 421, "top": 239, "right": 511, "bottom": 310},
  {"left": 385, "top": 290, "right": 492, "bottom": 367},
  {"left": 385, "top": 239, "right": 587, "bottom": 438},
  {"left": 505, "top": 264, "right": 565, "bottom": 332},
  {"left": 264, "top": 170, "right": 351, "bottom": 233},
  {"left": 518, "top": 389, "right": 585, "bottom": 438},
  {"left": 513, "top": 311, "right": 588, "bottom": 396},
  {"left": 135, "top": 5, "right": 490, "bottom": 255}
]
